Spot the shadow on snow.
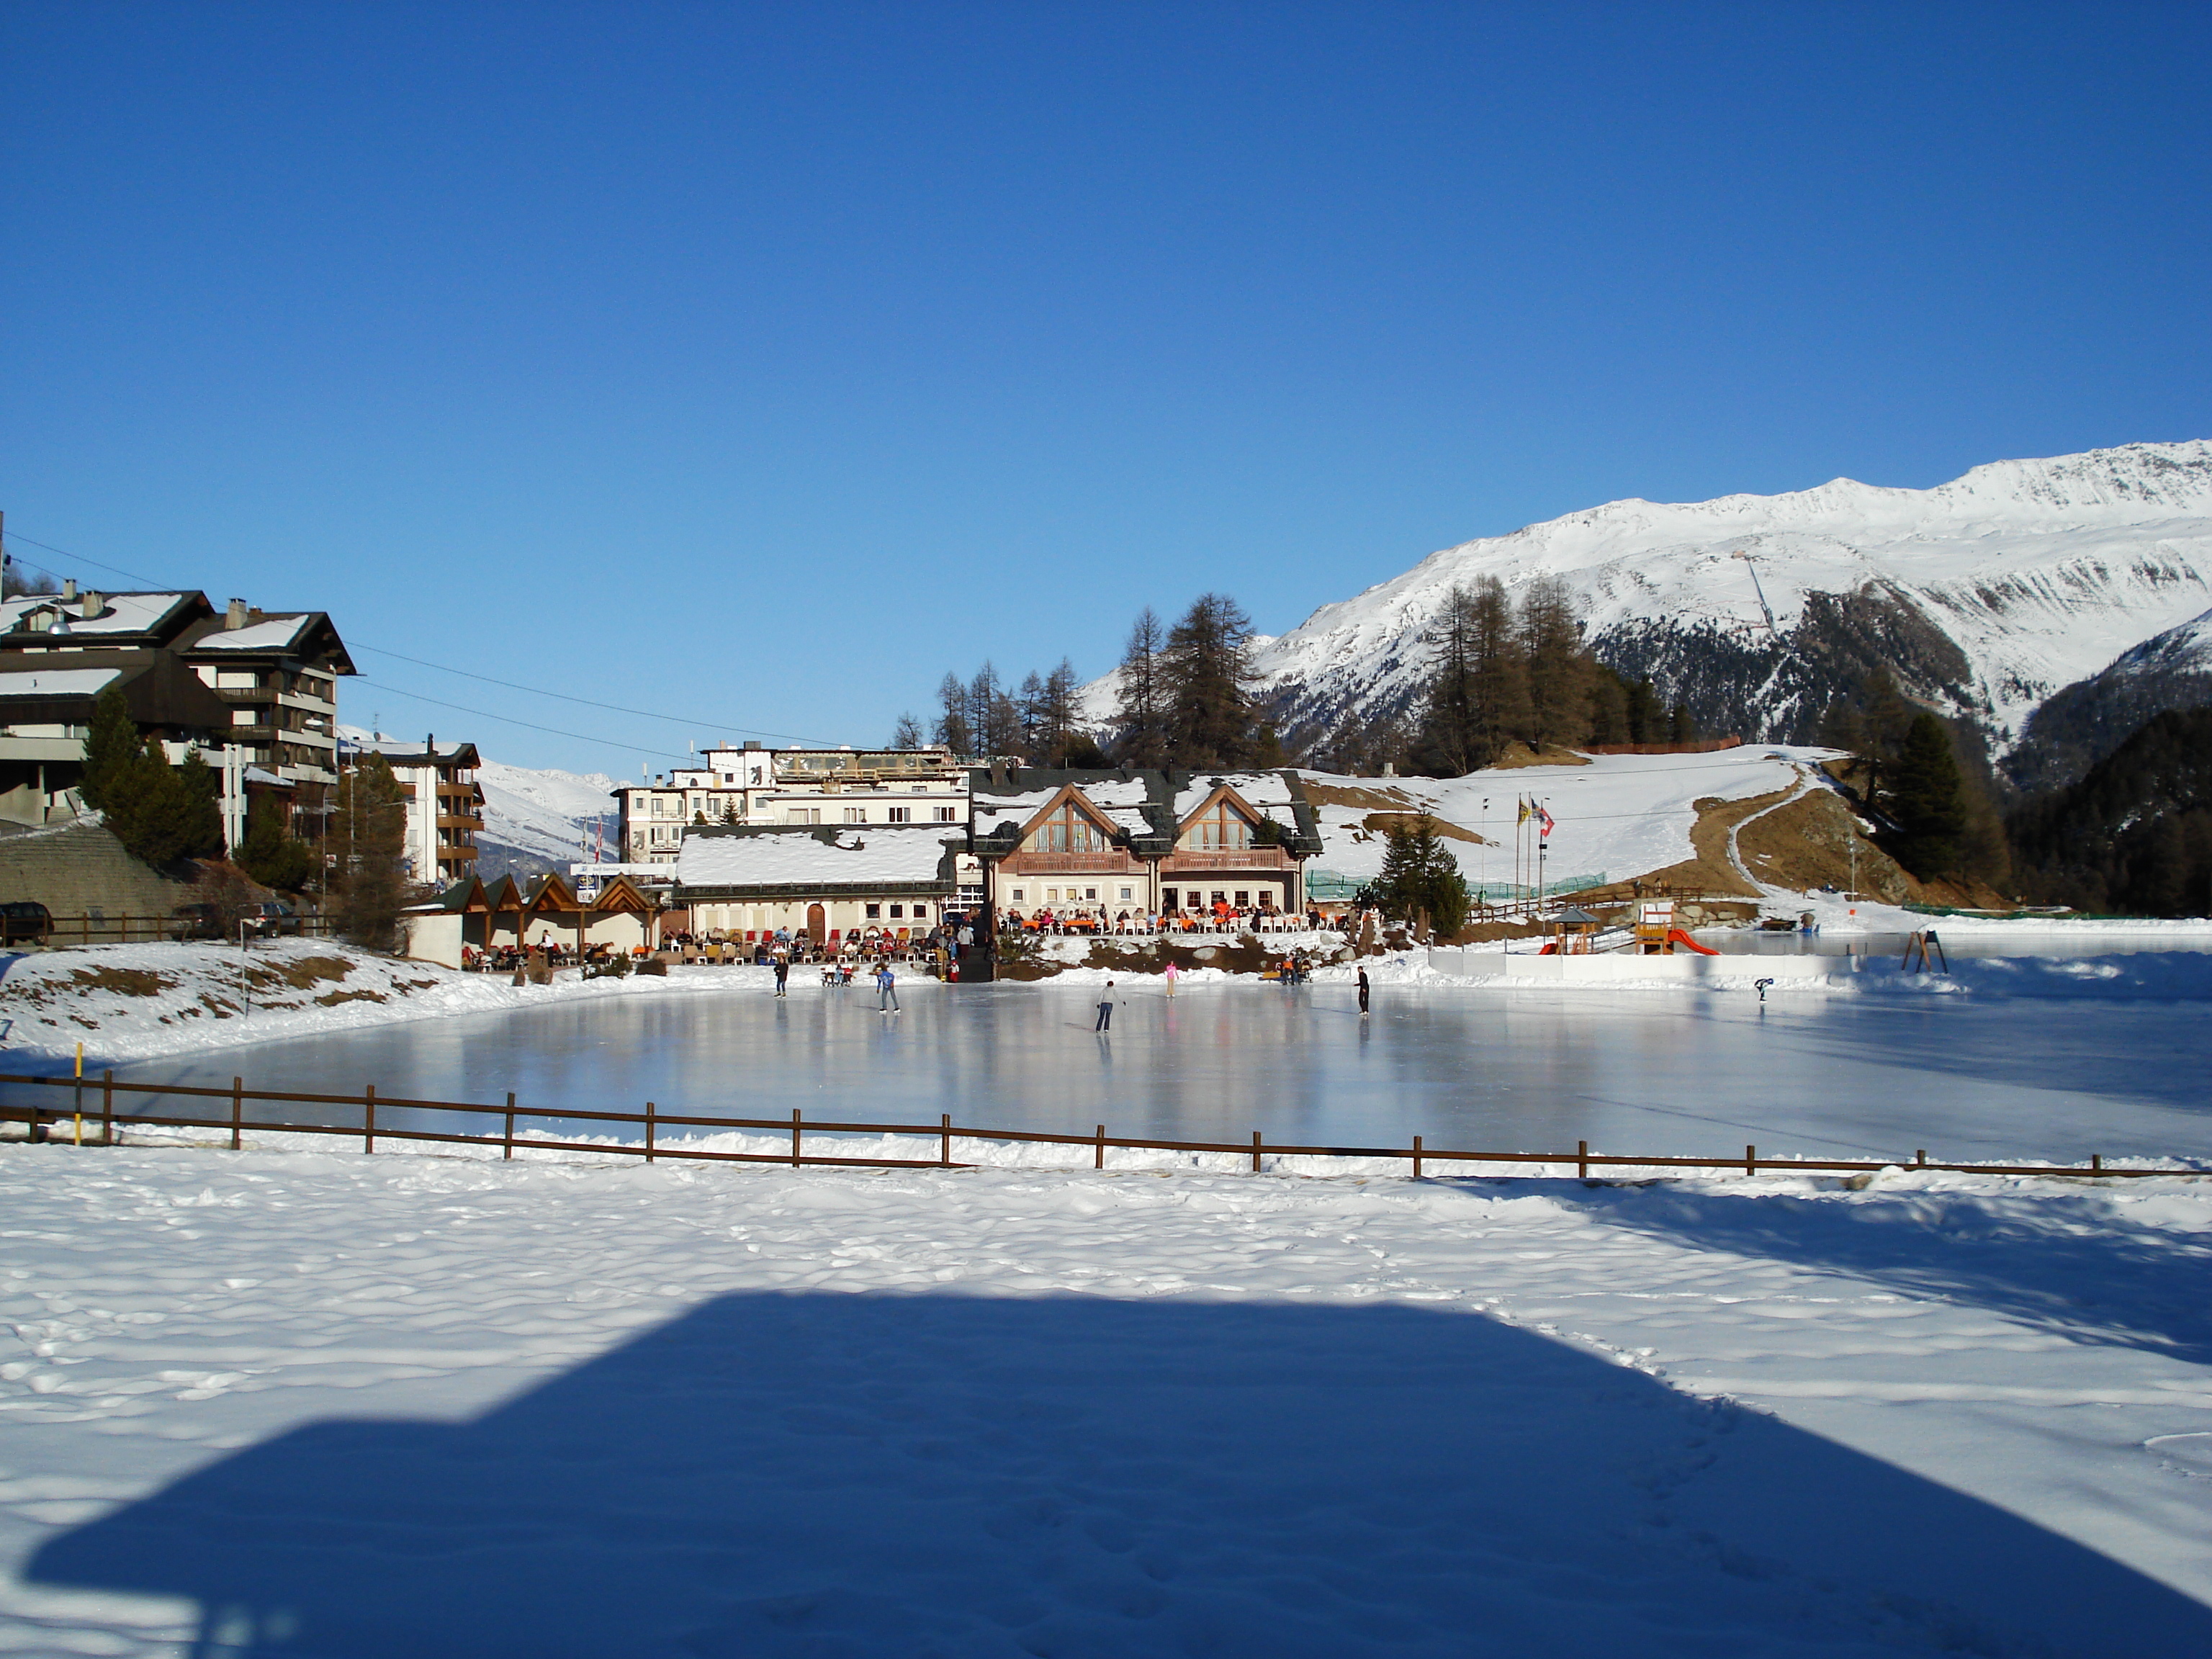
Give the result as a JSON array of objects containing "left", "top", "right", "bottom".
[{"left": 31, "top": 1292, "right": 2208, "bottom": 1658}]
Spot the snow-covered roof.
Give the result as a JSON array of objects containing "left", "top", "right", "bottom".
[
  {"left": 0, "top": 592, "right": 194, "bottom": 637},
  {"left": 0, "top": 666, "right": 123, "bottom": 698},
  {"left": 192, "top": 616, "right": 315, "bottom": 652},
  {"left": 674, "top": 827, "right": 958, "bottom": 894}
]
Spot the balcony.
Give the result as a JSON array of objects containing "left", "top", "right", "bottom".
[
  {"left": 1004, "top": 851, "right": 1140, "bottom": 874},
  {"left": 1161, "top": 847, "right": 1296, "bottom": 872}
]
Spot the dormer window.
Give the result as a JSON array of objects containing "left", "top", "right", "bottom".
[
  {"left": 1183, "top": 800, "right": 1254, "bottom": 850},
  {"left": 1033, "top": 801, "right": 1110, "bottom": 853}
]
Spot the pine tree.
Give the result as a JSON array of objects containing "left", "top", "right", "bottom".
[
  {"left": 1040, "top": 659, "right": 1081, "bottom": 764},
  {"left": 1885, "top": 713, "right": 1969, "bottom": 878},
  {"left": 1412, "top": 584, "right": 1483, "bottom": 775},
  {"left": 331, "top": 753, "right": 410, "bottom": 948},
  {"left": 1367, "top": 816, "right": 1471, "bottom": 935},
  {"left": 1466, "top": 577, "right": 1529, "bottom": 759},
  {"left": 236, "top": 792, "right": 315, "bottom": 890},
  {"left": 1519, "top": 577, "right": 1586, "bottom": 750},
  {"left": 1113, "top": 608, "right": 1169, "bottom": 768},
  {"left": 176, "top": 748, "right": 224, "bottom": 860},
  {"left": 931, "top": 673, "right": 973, "bottom": 757},
  {"left": 79, "top": 683, "right": 141, "bottom": 811},
  {"left": 1164, "top": 593, "right": 1255, "bottom": 768}
]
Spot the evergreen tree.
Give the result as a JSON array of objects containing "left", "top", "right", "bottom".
[
  {"left": 1466, "top": 576, "right": 1529, "bottom": 760},
  {"left": 1015, "top": 670, "right": 1047, "bottom": 757},
  {"left": 236, "top": 792, "right": 315, "bottom": 891},
  {"left": 1367, "top": 817, "right": 1472, "bottom": 935},
  {"left": 331, "top": 752, "right": 410, "bottom": 949},
  {"left": 176, "top": 748, "right": 225, "bottom": 860},
  {"left": 79, "top": 683, "right": 141, "bottom": 811},
  {"left": 931, "top": 673, "right": 972, "bottom": 757},
  {"left": 1885, "top": 713, "right": 1969, "bottom": 878},
  {"left": 1040, "top": 659, "right": 1082, "bottom": 764},
  {"left": 1519, "top": 577, "right": 1586, "bottom": 750},
  {"left": 1164, "top": 593, "right": 1256, "bottom": 768},
  {"left": 1113, "top": 608, "right": 1170, "bottom": 768},
  {"left": 1412, "top": 584, "right": 1483, "bottom": 775},
  {"left": 966, "top": 663, "right": 1002, "bottom": 753}
]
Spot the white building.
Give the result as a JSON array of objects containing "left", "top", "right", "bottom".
[
  {"left": 338, "top": 733, "right": 485, "bottom": 886},
  {"left": 614, "top": 743, "right": 968, "bottom": 866},
  {"left": 670, "top": 824, "right": 963, "bottom": 943}
]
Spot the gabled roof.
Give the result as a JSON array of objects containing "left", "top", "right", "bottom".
[
  {"left": 969, "top": 767, "right": 1326, "bottom": 859},
  {"left": 672, "top": 824, "right": 961, "bottom": 899},
  {"left": 182, "top": 611, "right": 356, "bottom": 674},
  {"left": 1010, "top": 782, "right": 1124, "bottom": 847},
  {"left": 0, "top": 649, "right": 233, "bottom": 732},
  {"left": 585, "top": 873, "right": 655, "bottom": 914},
  {"left": 481, "top": 874, "right": 527, "bottom": 911},
  {"left": 424, "top": 875, "right": 490, "bottom": 914},
  {"left": 0, "top": 591, "right": 211, "bottom": 644},
  {"left": 525, "top": 873, "right": 580, "bottom": 912}
]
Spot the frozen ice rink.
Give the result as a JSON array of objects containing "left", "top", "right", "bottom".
[{"left": 76, "top": 957, "right": 2212, "bottom": 1167}]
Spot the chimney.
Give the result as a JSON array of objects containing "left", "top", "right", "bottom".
[
  {"left": 225, "top": 598, "right": 248, "bottom": 630},
  {"left": 60, "top": 579, "right": 76, "bottom": 602},
  {"left": 80, "top": 590, "right": 100, "bottom": 619}
]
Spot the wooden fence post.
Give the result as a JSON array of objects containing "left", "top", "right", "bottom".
[
  {"left": 1413, "top": 1135, "right": 1423, "bottom": 1179},
  {"left": 230, "top": 1076, "right": 243, "bottom": 1151},
  {"left": 364, "top": 1084, "right": 376, "bottom": 1154},
  {"left": 1094, "top": 1123, "right": 1105, "bottom": 1171},
  {"left": 1251, "top": 1130, "right": 1262, "bottom": 1174},
  {"left": 1745, "top": 1143, "right": 1757, "bottom": 1177},
  {"left": 2092, "top": 1154, "right": 2103, "bottom": 1173},
  {"left": 791, "top": 1108, "right": 801, "bottom": 1168},
  {"left": 645, "top": 1100, "right": 656, "bottom": 1162},
  {"left": 102, "top": 1071, "right": 113, "bottom": 1147},
  {"left": 503, "top": 1092, "right": 515, "bottom": 1160},
  {"left": 1578, "top": 1139, "right": 1589, "bottom": 1179},
  {"left": 940, "top": 1112, "right": 950, "bottom": 1168}
]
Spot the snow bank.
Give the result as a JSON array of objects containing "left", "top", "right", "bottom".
[
  {"left": 4, "top": 1145, "right": 2211, "bottom": 1655},
  {"left": 0, "top": 940, "right": 780, "bottom": 1069}
]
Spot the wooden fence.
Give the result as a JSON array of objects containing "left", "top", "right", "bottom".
[
  {"left": 35, "top": 914, "right": 337, "bottom": 945},
  {"left": 0, "top": 1070, "right": 2193, "bottom": 1184}
]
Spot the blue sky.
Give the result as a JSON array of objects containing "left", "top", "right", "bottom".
[{"left": 4, "top": 2, "right": 2208, "bottom": 773}]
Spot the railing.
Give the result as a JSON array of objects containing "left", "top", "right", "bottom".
[
  {"left": 0, "top": 1071, "right": 2193, "bottom": 1184},
  {"left": 31, "top": 913, "right": 338, "bottom": 945}
]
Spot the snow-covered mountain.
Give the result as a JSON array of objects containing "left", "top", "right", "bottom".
[
  {"left": 2005, "top": 603, "right": 2212, "bottom": 793},
  {"left": 1092, "top": 442, "right": 2212, "bottom": 755},
  {"left": 476, "top": 759, "right": 619, "bottom": 876}
]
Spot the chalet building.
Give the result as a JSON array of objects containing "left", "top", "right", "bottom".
[
  {"left": 669, "top": 824, "right": 962, "bottom": 944},
  {"left": 398, "top": 871, "right": 659, "bottom": 967},
  {"left": 969, "top": 768, "right": 1326, "bottom": 918},
  {"left": 616, "top": 743, "right": 967, "bottom": 865},
  {"left": 340, "top": 732, "right": 485, "bottom": 885},
  {"left": 0, "top": 585, "right": 351, "bottom": 840}
]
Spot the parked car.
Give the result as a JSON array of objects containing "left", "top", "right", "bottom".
[
  {"left": 244, "top": 902, "right": 302, "bottom": 938},
  {"left": 171, "top": 902, "right": 226, "bottom": 941},
  {"left": 0, "top": 901, "right": 52, "bottom": 945}
]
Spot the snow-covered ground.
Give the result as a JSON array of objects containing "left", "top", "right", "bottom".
[
  {"left": 2, "top": 1146, "right": 2208, "bottom": 1655},
  {"left": 0, "top": 940, "right": 753, "bottom": 1068},
  {"left": 1300, "top": 745, "right": 1830, "bottom": 891}
]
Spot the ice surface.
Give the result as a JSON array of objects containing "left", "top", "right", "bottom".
[{"left": 66, "top": 966, "right": 2212, "bottom": 1167}]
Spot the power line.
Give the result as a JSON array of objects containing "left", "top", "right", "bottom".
[
  {"left": 349, "top": 677, "right": 695, "bottom": 763},
  {"left": 2, "top": 525, "right": 840, "bottom": 749},
  {"left": 350, "top": 643, "right": 836, "bottom": 747}
]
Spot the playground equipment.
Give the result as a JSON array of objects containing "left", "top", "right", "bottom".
[
  {"left": 1535, "top": 905, "right": 1604, "bottom": 956},
  {"left": 1902, "top": 929, "right": 1948, "bottom": 974},
  {"left": 1633, "top": 900, "right": 1721, "bottom": 956}
]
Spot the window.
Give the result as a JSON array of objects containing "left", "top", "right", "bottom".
[
  {"left": 934, "top": 806, "right": 956, "bottom": 822},
  {"left": 1184, "top": 799, "right": 1256, "bottom": 850},
  {"left": 231, "top": 708, "right": 258, "bottom": 725},
  {"left": 889, "top": 904, "right": 903, "bottom": 919},
  {"left": 888, "top": 806, "right": 911, "bottom": 824},
  {"left": 1084, "top": 888, "right": 1097, "bottom": 901},
  {"left": 844, "top": 807, "right": 867, "bottom": 824},
  {"left": 1234, "top": 891, "right": 1249, "bottom": 907},
  {"left": 911, "top": 784, "right": 928, "bottom": 792},
  {"left": 1010, "top": 888, "right": 1025, "bottom": 902},
  {"left": 913, "top": 904, "right": 929, "bottom": 917},
  {"left": 787, "top": 807, "right": 822, "bottom": 824},
  {"left": 1045, "top": 888, "right": 1059, "bottom": 903},
  {"left": 1211, "top": 891, "right": 1226, "bottom": 906},
  {"left": 1161, "top": 889, "right": 1178, "bottom": 911},
  {"left": 1119, "top": 886, "right": 1133, "bottom": 901},
  {"left": 1032, "top": 801, "right": 1108, "bottom": 853},
  {"left": 866, "top": 903, "right": 881, "bottom": 920},
  {"left": 652, "top": 796, "right": 670, "bottom": 817}
]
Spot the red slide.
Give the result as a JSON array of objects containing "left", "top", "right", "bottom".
[{"left": 1666, "top": 928, "right": 1720, "bottom": 956}]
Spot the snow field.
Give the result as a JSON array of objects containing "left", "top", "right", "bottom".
[{"left": 3, "top": 1146, "right": 2211, "bottom": 1655}]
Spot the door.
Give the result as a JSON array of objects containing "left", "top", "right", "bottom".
[{"left": 806, "top": 903, "right": 827, "bottom": 944}]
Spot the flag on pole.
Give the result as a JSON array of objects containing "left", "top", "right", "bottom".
[
  {"left": 1516, "top": 796, "right": 1531, "bottom": 827},
  {"left": 1537, "top": 804, "right": 1556, "bottom": 839}
]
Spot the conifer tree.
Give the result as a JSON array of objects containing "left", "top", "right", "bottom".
[
  {"left": 1519, "top": 577, "right": 1586, "bottom": 750},
  {"left": 931, "top": 674, "right": 973, "bottom": 757},
  {"left": 1113, "top": 608, "right": 1170, "bottom": 768},
  {"left": 331, "top": 752, "right": 410, "bottom": 948},
  {"left": 1886, "top": 713, "right": 1969, "bottom": 878},
  {"left": 79, "top": 683, "right": 141, "bottom": 811},
  {"left": 1163, "top": 593, "right": 1255, "bottom": 768},
  {"left": 236, "top": 792, "right": 315, "bottom": 890}
]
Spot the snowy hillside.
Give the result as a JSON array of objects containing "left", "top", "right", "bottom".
[
  {"left": 476, "top": 758, "right": 619, "bottom": 872},
  {"left": 2006, "top": 604, "right": 2212, "bottom": 791},
  {"left": 1087, "top": 443, "right": 2212, "bottom": 752}
]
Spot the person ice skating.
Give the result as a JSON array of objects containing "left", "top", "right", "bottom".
[
  {"left": 1164, "top": 960, "right": 1178, "bottom": 999},
  {"left": 1096, "top": 980, "right": 1114, "bottom": 1032},
  {"left": 773, "top": 956, "right": 789, "bottom": 999},
  {"left": 1357, "top": 965, "right": 1370, "bottom": 1017},
  {"left": 876, "top": 962, "right": 899, "bottom": 1012}
]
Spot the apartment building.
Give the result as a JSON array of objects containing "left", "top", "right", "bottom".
[
  {"left": 613, "top": 743, "right": 968, "bottom": 865},
  {"left": 339, "top": 732, "right": 485, "bottom": 885}
]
